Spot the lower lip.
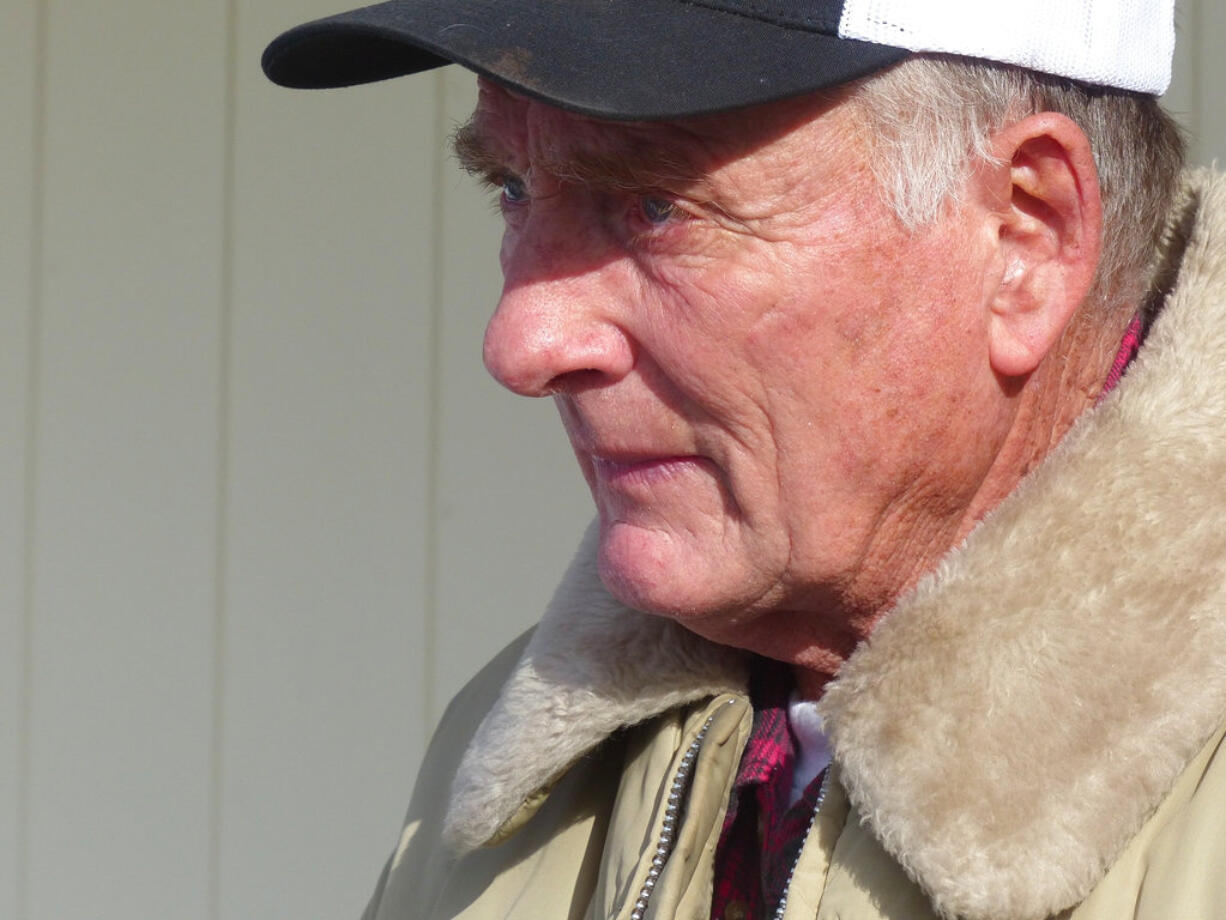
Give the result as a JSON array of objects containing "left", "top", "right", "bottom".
[{"left": 591, "top": 456, "right": 708, "bottom": 486}]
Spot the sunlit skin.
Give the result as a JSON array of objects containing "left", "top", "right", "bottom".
[{"left": 462, "top": 79, "right": 1121, "bottom": 698}]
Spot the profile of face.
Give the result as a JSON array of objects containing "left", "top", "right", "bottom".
[{"left": 463, "top": 80, "right": 1016, "bottom": 654}]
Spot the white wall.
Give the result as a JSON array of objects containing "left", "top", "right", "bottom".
[{"left": 2, "top": 1, "right": 1222, "bottom": 918}]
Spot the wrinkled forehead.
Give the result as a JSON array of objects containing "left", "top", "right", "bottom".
[{"left": 466, "top": 77, "right": 860, "bottom": 188}]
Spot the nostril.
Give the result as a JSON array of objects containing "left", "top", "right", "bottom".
[{"left": 541, "top": 367, "right": 609, "bottom": 396}]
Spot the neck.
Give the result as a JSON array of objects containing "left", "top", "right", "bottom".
[
  {"left": 958, "top": 303, "right": 1136, "bottom": 539},
  {"left": 785, "top": 302, "right": 1137, "bottom": 700}
]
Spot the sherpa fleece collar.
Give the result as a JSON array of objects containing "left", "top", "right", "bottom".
[{"left": 444, "top": 170, "right": 1226, "bottom": 920}]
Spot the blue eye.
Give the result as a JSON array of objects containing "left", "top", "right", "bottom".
[
  {"left": 640, "top": 196, "right": 677, "bottom": 224},
  {"left": 502, "top": 175, "right": 528, "bottom": 205}
]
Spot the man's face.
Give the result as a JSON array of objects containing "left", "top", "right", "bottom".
[{"left": 464, "top": 81, "right": 1012, "bottom": 650}]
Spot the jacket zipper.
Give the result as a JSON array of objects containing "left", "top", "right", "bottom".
[
  {"left": 771, "top": 768, "right": 830, "bottom": 920},
  {"left": 627, "top": 701, "right": 735, "bottom": 920}
]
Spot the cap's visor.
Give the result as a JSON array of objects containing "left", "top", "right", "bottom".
[{"left": 262, "top": 0, "right": 908, "bottom": 121}]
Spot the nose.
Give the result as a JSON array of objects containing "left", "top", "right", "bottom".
[{"left": 483, "top": 216, "right": 634, "bottom": 397}]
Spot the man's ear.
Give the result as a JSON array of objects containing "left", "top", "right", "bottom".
[{"left": 983, "top": 113, "right": 1103, "bottom": 379}]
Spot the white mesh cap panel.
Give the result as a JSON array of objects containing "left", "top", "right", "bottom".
[{"left": 838, "top": 0, "right": 1174, "bottom": 93}]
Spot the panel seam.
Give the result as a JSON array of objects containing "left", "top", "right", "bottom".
[
  {"left": 423, "top": 69, "right": 447, "bottom": 728},
  {"left": 209, "top": 0, "right": 240, "bottom": 916},
  {"left": 17, "top": 1, "right": 50, "bottom": 917}
]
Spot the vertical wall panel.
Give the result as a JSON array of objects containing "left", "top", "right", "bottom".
[
  {"left": 1169, "top": 0, "right": 1226, "bottom": 164},
  {"left": 220, "top": 3, "right": 434, "bottom": 917},
  {"left": 24, "top": 1, "right": 227, "bottom": 918},
  {"left": 1195, "top": 0, "right": 1226, "bottom": 161},
  {"left": 0, "top": 0, "right": 39, "bottom": 916},
  {"left": 1165, "top": 0, "right": 1198, "bottom": 143},
  {"left": 431, "top": 69, "right": 594, "bottom": 722}
]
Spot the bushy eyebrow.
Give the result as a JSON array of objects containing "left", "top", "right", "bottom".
[
  {"left": 451, "top": 117, "right": 715, "bottom": 199},
  {"left": 451, "top": 119, "right": 507, "bottom": 183}
]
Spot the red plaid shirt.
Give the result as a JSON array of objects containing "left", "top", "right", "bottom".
[
  {"left": 1100, "top": 313, "right": 1144, "bottom": 399},
  {"left": 708, "top": 317, "right": 1145, "bottom": 920},
  {"left": 709, "top": 662, "right": 824, "bottom": 920}
]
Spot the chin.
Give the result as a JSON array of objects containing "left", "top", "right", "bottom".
[{"left": 595, "top": 519, "right": 762, "bottom": 622}]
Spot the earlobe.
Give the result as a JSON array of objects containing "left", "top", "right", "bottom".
[{"left": 985, "top": 114, "right": 1103, "bottom": 379}]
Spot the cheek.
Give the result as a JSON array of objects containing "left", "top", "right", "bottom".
[
  {"left": 641, "top": 243, "right": 803, "bottom": 362},
  {"left": 642, "top": 274, "right": 781, "bottom": 429},
  {"left": 734, "top": 246, "right": 875, "bottom": 401}
]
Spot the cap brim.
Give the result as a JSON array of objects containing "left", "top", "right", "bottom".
[{"left": 262, "top": 0, "right": 908, "bottom": 121}]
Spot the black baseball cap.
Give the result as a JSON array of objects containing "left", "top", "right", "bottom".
[{"left": 261, "top": 0, "right": 910, "bottom": 121}]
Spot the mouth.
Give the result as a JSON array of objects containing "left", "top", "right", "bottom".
[{"left": 589, "top": 452, "right": 713, "bottom": 486}]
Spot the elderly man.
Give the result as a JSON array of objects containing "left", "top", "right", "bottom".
[{"left": 264, "top": 3, "right": 1226, "bottom": 918}]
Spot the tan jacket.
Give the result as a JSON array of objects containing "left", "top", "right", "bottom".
[{"left": 365, "top": 170, "right": 1226, "bottom": 920}]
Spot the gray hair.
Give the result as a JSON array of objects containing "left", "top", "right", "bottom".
[{"left": 849, "top": 55, "right": 1186, "bottom": 314}]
